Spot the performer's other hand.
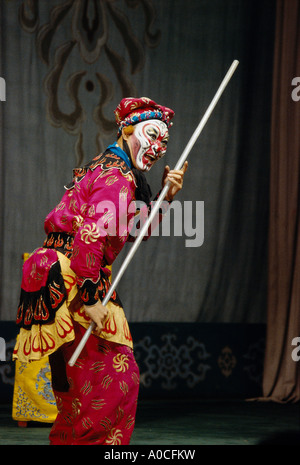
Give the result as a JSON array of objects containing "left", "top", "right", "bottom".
[
  {"left": 83, "top": 302, "right": 108, "bottom": 335},
  {"left": 162, "top": 161, "right": 188, "bottom": 202}
]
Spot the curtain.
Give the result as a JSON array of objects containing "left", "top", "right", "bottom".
[{"left": 261, "top": 0, "right": 300, "bottom": 403}]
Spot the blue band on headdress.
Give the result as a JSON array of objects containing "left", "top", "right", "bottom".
[{"left": 117, "top": 110, "right": 166, "bottom": 135}]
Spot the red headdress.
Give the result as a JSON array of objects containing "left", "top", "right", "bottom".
[{"left": 114, "top": 96, "right": 175, "bottom": 136}]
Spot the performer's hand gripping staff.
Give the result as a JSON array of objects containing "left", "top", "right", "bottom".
[{"left": 68, "top": 59, "right": 239, "bottom": 367}]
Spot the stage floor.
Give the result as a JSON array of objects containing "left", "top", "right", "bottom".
[{"left": 0, "top": 398, "right": 299, "bottom": 445}]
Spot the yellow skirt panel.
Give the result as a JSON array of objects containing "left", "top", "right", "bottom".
[{"left": 13, "top": 251, "right": 132, "bottom": 363}]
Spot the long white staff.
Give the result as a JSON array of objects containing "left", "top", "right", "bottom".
[{"left": 68, "top": 59, "right": 239, "bottom": 367}]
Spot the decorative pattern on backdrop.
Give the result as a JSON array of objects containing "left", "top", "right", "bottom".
[
  {"left": 19, "top": 0, "right": 161, "bottom": 164},
  {"left": 131, "top": 323, "right": 266, "bottom": 398},
  {"left": 0, "top": 322, "right": 265, "bottom": 403}
]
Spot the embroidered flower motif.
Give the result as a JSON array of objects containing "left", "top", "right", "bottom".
[
  {"left": 113, "top": 353, "right": 129, "bottom": 373},
  {"left": 105, "top": 428, "right": 123, "bottom": 445},
  {"left": 80, "top": 223, "right": 101, "bottom": 244},
  {"left": 72, "top": 215, "right": 84, "bottom": 232}
]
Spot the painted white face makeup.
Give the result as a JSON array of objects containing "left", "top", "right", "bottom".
[{"left": 130, "top": 119, "right": 169, "bottom": 171}]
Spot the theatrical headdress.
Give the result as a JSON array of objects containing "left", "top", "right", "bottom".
[{"left": 114, "top": 96, "right": 175, "bottom": 136}]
